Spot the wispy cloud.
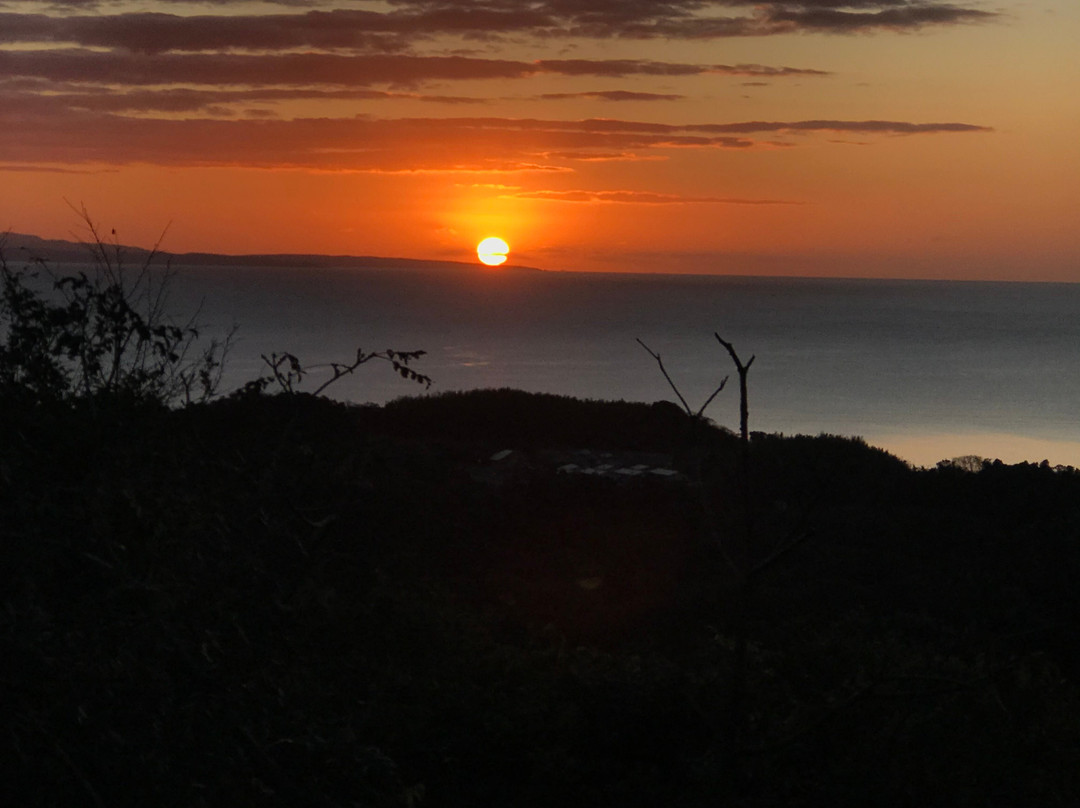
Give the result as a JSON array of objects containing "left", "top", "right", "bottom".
[
  {"left": 763, "top": 3, "right": 996, "bottom": 33},
  {"left": 0, "top": 1, "right": 859, "bottom": 128},
  {"left": 541, "top": 152, "right": 666, "bottom": 163},
  {"left": 0, "top": 111, "right": 992, "bottom": 172},
  {"left": 0, "top": 1, "right": 998, "bottom": 56},
  {"left": 537, "top": 91, "right": 685, "bottom": 103},
  {"left": 0, "top": 85, "right": 488, "bottom": 115},
  {"left": 510, "top": 189, "right": 802, "bottom": 205},
  {"left": 0, "top": 49, "right": 824, "bottom": 88},
  {"left": 0, "top": 163, "right": 106, "bottom": 174},
  {"left": 708, "top": 64, "right": 832, "bottom": 77},
  {"left": 0, "top": 10, "right": 410, "bottom": 54},
  {"left": 685, "top": 119, "right": 993, "bottom": 134},
  {"left": 0, "top": 0, "right": 1000, "bottom": 224},
  {"left": 0, "top": 50, "right": 529, "bottom": 86}
]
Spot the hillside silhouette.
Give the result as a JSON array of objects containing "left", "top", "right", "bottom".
[{"left": 4, "top": 385, "right": 1080, "bottom": 806}]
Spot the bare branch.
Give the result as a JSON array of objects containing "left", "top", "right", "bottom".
[
  {"left": 715, "top": 333, "right": 754, "bottom": 444},
  {"left": 697, "top": 377, "right": 729, "bottom": 417},
  {"left": 310, "top": 351, "right": 376, "bottom": 397},
  {"left": 750, "top": 526, "right": 814, "bottom": 579},
  {"left": 636, "top": 338, "right": 692, "bottom": 415},
  {"left": 637, "top": 337, "right": 727, "bottom": 418},
  {"left": 254, "top": 347, "right": 432, "bottom": 398},
  {"left": 715, "top": 333, "right": 755, "bottom": 374}
]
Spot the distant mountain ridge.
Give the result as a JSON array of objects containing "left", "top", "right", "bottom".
[{"left": 0, "top": 231, "right": 542, "bottom": 272}]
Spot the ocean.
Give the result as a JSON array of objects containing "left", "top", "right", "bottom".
[{"left": 163, "top": 264, "right": 1080, "bottom": 468}]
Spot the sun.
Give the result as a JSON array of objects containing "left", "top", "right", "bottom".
[{"left": 476, "top": 236, "right": 509, "bottom": 267}]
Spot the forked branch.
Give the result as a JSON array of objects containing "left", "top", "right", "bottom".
[
  {"left": 715, "top": 333, "right": 754, "bottom": 444},
  {"left": 636, "top": 337, "right": 727, "bottom": 418}
]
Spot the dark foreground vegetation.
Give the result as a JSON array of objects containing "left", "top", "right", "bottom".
[
  {"left": 3, "top": 233, "right": 1080, "bottom": 806},
  {"left": 6, "top": 387, "right": 1080, "bottom": 806}
]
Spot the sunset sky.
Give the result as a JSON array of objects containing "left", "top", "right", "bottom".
[{"left": 1, "top": 0, "right": 1077, "bottom": 279}]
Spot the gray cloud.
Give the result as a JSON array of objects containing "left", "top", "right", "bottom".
[
  {"left": 1, "top": 86, "right": 487, "bottom": 114},
  {"left": 0, "top": 1, "right": 996, "bottom": 174},
  {"left": 0, "top": 10, "right": 408, "bottom": 54},
  {"left": 0, "top": 109, "right": 993, "bottom": 173},
  {"left": 0, "top": 49, "right": 828, "bottom": 88},
  {"left": 712, "top": 64, "right": 831, "bottom": 77},
  {"left": 684, "top": 119, "right": 993, "bottom": 134},
  {"left": 510, "top": 188, "right": 801, "bottom": 204},
  {"left": 0, "top": 49, "right": 538, "bottom": 86},
  {"left": 764, "top": 4, "right": 994, "bottom": 33},
  {"left": 537, "top": 91, "right": 685, "bottom": 102},
  {"left": 0, "top": 1, "right": 999, "bottom": 55}
]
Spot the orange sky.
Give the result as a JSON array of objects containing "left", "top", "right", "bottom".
[{"left": 1, "top": 0, "right": 1078, "bottom": 279}]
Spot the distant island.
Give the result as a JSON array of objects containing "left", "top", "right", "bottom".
[{"left": 0, "top": 231, "right": 545, "bottom": 273}]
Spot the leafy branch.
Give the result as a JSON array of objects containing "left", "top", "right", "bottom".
[
  {"left": 239, "top": 348, "right": 432, "bottom": 398},
  {"left": 0, "top": 208, "right": 233, "bottom": 407}
]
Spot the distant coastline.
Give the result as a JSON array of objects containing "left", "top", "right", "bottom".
[
  {"left": 0, "top": 231, "right": 545, "bottom": 273},
  {"left": 8, "top": 231, "right": 1080, "bottom": 285}
]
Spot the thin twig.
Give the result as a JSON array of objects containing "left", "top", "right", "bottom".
[
  {"left": 636, "top": 338, "right": 692, "bottom": 414},
  {"left": 750, "top": 526, "right": 814, "bottom": 579},
  {"left": 636, "top": 338, "right": 727, "bottom": 417},
  {"left": 697, "top": 379, "right": 728, "bottom": 417},
  {"left": 310, "top": 352, "right": 375, "bottom": 397}
]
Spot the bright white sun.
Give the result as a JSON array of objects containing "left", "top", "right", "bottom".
[{"left": 476, "top": 236, "right": 509, "bottom": 267}]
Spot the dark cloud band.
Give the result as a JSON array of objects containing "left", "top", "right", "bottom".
[
  {"left": 0, "top": 49, "right": 826, "bottom": 87},
  {"left": 0, "top": 1, "right": 998, "bottom": 54},
  {"left": 0, "top": 109, "right": 993, "bottom": 173}
]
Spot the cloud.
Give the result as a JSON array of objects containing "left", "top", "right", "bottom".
[
  {"left": 0, "top": 163, "right": 105, "bottom": 174},
  {"left": 0, "top": 49, "right": 538, "bottom": 86},
  {"left": 0, "top": 110, "right": 992, "bottom": 173},
  {"left": 0, "top": 10, "right": 409, "bottom": 54},
  {"left": 456, "top": 182, "right": 522, "bottom": 190},
  {"left": 431, "top": 1, "right": 995, "bottom": 38},
  {"left": 537, "top": 91, "right": 685, "bottom": 102},
  {"left": 0, "top": 1, "right": 999, "bottom": 55},
  {"left": 441, "top": 117, "right": 991, "bottom": 137},
  {"left": 3, "top": 86, "right": 488, "bottom": 115},
  {"left": 532, "top": 59, "right": 718, "bottom": 78},
  {"left": 708, "top": 64, "right": 831, "bottom": 77},
  {"left": 542, "top": 151, "right": 668, "bottom": 162},
  {"left": 536, "top": 60, "right": 831, "bottom": 78},
  {"left": 0, "top": 113, "right": 755, "bottom": 170},
  {"left": 0, "top": 49, "right": 806, "bottom": 88},
  {"left": 683, "top": 119, "right": 993, "bottom": 134},
  {"left": 762, "top": 4, "right": 996, "bottom": 33},
  {"left": 510, "top": 189, "right": 802, "bottom": 205}
]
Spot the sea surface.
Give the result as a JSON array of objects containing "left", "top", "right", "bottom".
[{"left": 158, "top": 264, "right": 1080, "bottom": 468}]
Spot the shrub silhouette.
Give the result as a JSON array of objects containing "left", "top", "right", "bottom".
[
  {"left": 1, "top": 210, "right": 432, "bottom": 408},
  {"left": 0, "top": 213, "right": 229, "bottom": 408}
]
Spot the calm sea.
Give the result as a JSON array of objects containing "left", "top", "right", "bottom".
[{"left": 164, "top": 264, "right": 1080, "bottom": 468}]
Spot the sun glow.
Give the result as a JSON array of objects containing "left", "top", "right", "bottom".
[{"left": 476, "top": 237, "right": 509, "bottom": 266}]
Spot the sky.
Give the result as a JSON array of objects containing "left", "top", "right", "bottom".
[{"left": 1, "top": 0, "right": 1078, "bottom": 279}]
